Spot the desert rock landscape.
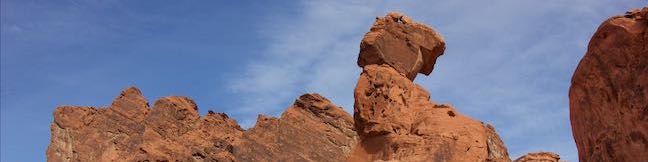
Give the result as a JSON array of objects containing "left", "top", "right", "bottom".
[{"left": 47, "top": 7, "right": 647, "bottom": 162}]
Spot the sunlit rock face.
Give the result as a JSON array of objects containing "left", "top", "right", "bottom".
[
  {"left": 348, "top": 12, "right": 511, "bottom": 162},
  {"left": 45, "top": 10, "right": 604, "bottom": 162},
  {"left": 358, "top": 12, "right": 446, "bottom": 80},
  {"left": 569, "top": 7, "right": 648, "bottom": 162},
  {"left": 47, "top": 87, "right": 358, "bottom": 162}
]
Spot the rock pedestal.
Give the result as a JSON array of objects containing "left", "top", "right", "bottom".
[
  {"left": 358, "top": 12, "right": 446, "bottom": 80},
  {"left": 348, "top": 12, "right": 511, "bottom": 162}
]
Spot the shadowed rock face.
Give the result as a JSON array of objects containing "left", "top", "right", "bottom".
[
  {"left": 46, "top": 87, "right": 357, "bottom": 162},
  {"left": 569, "top": 7, "right": 648, "bottom": 162}
]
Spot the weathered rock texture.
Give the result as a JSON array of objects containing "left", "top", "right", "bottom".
[
  {"left": 347, "top": 64, "right": 510, "bottom": 162},
  {"left": 47, "top": 11, "right": 568, "bottom": 162},
  {"left": 358, "top": 12, "right": 446, "bottom": 80},
  {"left": 47, "top": 87, "right": 358, "bottom": 162},
  {"left": 569, "top": 7, "right": 648, "bottom": 162},
  {"left": 349, "top": 12, "right": 512, "bottom": 162},
  {"left": 513, "top": 152, "right": 562, "bottom": 162},
  {"left": 235, "top": 93, "right": 358, "bottom": 161}
]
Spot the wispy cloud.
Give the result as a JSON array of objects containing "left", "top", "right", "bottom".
[
  {"left": 228, "top": 0, "right": 643, "bottom": 161},
  {"left": 227, "top": 0, "right": 382, "bottom": 127}
]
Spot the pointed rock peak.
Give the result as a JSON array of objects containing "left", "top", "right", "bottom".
[
  {"left": 111, "top": 87, "right": 147, "bottom": 106},
  {"left": 293, "top": 93, "right": 332, "bottom": 110},
  {"left": 119, "top": 86, "right": 144, "bottom": 97},
  {"left": 250, "top": 114, "right": 280, "bottom": 130},
  {"left": 358, "top": 11, "right": 446, "bottom": 80},
  {"left": 110, "top": 86, "right": 149, "bottom": 120},
  {"left": 206, "top": 110, "right": 244, "bottom": 131},
  {"left": 151, "top": 96, "right": 199, "bottom": 121},
  {"left": 288, "top": 93, "right": 354, "bottom": 125}
]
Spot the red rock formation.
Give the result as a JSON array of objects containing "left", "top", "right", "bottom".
[
  {"left": 513, "top": 152, "right": 562, "bottom": 162},
  {"left": 358, "top": 12, "right": 446, "bottom": 80},
  {"left": 348, "top": 12, "right": 511, "bottom": 162},
  {"left": 569, "top": 7, "right": 648, "bottom": 162},
  {"left": 235, "top": 93, "right": 358, "bottom": 161},
  {"left": 47, "top": 87, "right": 357, "bottom": 161},
  {"left": 47, "top": 11, "right": 571, "bottom": 162},
  {"left": 348, "top": 64, "right": 510, "bottom": 162}
]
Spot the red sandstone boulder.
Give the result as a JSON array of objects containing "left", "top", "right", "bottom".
[
  {"left": 569, "top": 7, "right": 648, "bottom": 162},
  {"left": 358, "top": 12, "right": 446, "bottom": 80}
]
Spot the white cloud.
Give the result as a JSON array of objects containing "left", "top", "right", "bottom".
[
  {"left": 227, "top": 0, "right": 643, "bottom": 161},
  {"left": 227, "top": 0, "right": 382, "bottom": 127}
]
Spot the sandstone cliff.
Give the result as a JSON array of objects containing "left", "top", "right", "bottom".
[
  {"left": 569, "top": 7, "right": 648, "bottom": 162},
  {"left": 47, "top": 88, "right": 358, "bottom": 161}
]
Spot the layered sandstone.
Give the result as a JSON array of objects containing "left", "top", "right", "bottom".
[
  {"left": 569, "top": 7, "right": 648, "bottom": 162},
  {"left": 47, "top": 87, "right": 358, "bottom": 162}
]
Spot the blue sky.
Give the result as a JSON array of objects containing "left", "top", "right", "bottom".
[{"left": 1, "top": 0, "right": 644, "bottom": 161}]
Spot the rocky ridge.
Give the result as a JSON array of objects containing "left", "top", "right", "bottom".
[
  {"left": 47, "top": 10, "right": 648, "bottom": 162},
  {"left": 47, "top": 88, "right": 357, "bottom": 162}
]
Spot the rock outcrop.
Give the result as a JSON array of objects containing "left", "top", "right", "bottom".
[
  {"left": 348, "top": 12, "right": 511, "bottom": 162},
  {"left": 235, "top": 93, "right": 358, "bottom": 161},
  {"left": 47, "top": 87, "right": 358, "bottom": 162},
  {"left": 358, "top": 12, "right": 446, "bottom": 80},
  {"left": 47, "top": 11, "right": 571, "bottom": 162},
  {"left": 513, "top": 152, "right": 562, "bottom": 162},
  {"left": 569, "top": 7, "right": 648, "bottom": 162},
  {"left": 348, "top": 65, "right": 510, "bottom": 162}
]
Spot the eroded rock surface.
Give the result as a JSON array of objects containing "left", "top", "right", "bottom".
[
  {"left": 46, "top": 11, "right": 573, "bottom": 162},
  {"left": 358, "top": 12, "right": 446, "bottom": 80},
  {"left": 569, "top": 7, "right": 648, "bottom": 162},
  {"left": 47, "top": 87, "right": 358, "bottom": 162},
  {"left": 513, "top": 152, "right": 562, "bottom": 162},
  {"left": 235, "top": 93, "right": 358, "bottom": 162},
  {"left": 347, "top": 65, "right": 510, "bottom": 162}
]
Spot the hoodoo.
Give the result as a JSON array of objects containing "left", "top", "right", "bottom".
[{"left": 348, "top": 12, "right": 511, "bottom": 162}]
